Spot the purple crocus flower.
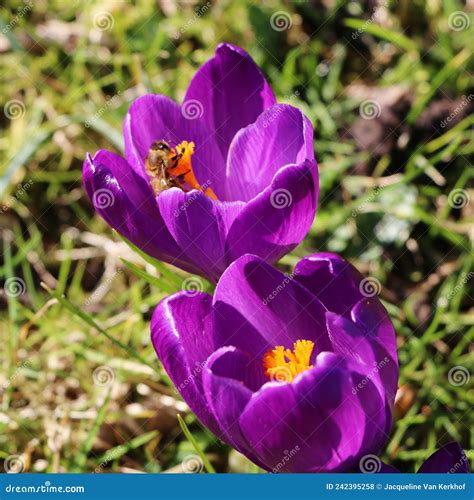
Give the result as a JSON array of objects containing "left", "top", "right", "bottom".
[
  {"left": 83, "top": 44, "right": 318, "bottom": 282},
  {"left": 378, "top": 442, "right": 470, "bottom": 473},
  {"left": 151, "top": 252, "right": 398, "bottom": 472}
]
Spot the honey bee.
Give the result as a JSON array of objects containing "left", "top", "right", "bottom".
[
  {"left": 145, "top": 140, "right": 217, "bottom": 200},
  {"left": 145, "top": 140, "right": 182, "bottom": 195}
]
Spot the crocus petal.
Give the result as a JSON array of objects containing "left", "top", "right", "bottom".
[
  {"left": 418, "top": 442, "right": 469, "bottom": 473},
  {"left": 294, "top": 252, "right": 366, "bottom": 317},
  {"left": 83, "top": 153, "right": 203, "bottom": 275},
  {"left": 184, "top": 43, "right": 276, "bottom": 159},
  {"left": 87, "top": 150, "right": 156, "bottom": 215},
  {"left": 295, "top": 252, "right": 398, "bottom": 409},
  {"left": 225, "top": 104, "right": 314, "bottom": 201},
  {"left": 225, "top": 160, "right": 318, "bottom": 265},
  {"left": 156, "top": 188, "right": 234, "bottom": 282},
  {"left": 351, "top": 298, "right": 398, "bottom": 405},
  {"left": 239, "top": 352, "right": 388, "bottom": 472},
  {"left": 150, "top": 292, "right": 221, "bottom": 436},
  {"left": 325, "top": 312, "right": 394, "bottom": 439},
  {"left": 123, "top": 94, "right": 224, "bottom": 197},
  {"left": 203, "top": 348, "right": 256, "bottom": 449},
  {"left": 212, "top": 254, "right": 331, "bottom": 358}
]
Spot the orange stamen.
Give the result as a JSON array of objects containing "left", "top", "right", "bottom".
[
  {"left": 263, "top": 340, "right": 315, "bottom": 383},
  {"left": 167, "top": 141, "right": 217, "bottom": 200}
]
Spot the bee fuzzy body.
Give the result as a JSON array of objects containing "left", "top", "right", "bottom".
[
  {"left": 145, "top": 140, "right": 182, "bottom": 195},
  {"left": 145, "top": 139, "right": 217, "bottom": 200}
]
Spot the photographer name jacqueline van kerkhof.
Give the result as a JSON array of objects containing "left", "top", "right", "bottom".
[{"left": 384, "top": 483, "right": 466, "bottom": 491}]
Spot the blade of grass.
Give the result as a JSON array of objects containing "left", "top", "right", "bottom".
[
  {"left": 73, "top": 390, "right": 112, "bottom": 471},
  {"left": 117, "top": 233, "right": 185, "bottom": 289},
  {"left": 177, "top": 414, "right": 215, "bottom": 473},
  {"left": 344, "top": 18, "right": 419, "bottom": 52},
  {"left": 120, "top": 258, "right": 177, "bottom": 293},
  {"left": 94, "top": 431, "right": 159, "bottom": 467},
  {"left": 0, "top": 130, "right": 51, "bottom": 198},
  {"left": 0, "top": 230, "right": 41, "bottom": 278},
  {"left": 407, "top": 48, "right": 471, "bottom": 124},
  {"left": 56, "top": 232, "right": 74, "bottom": 296},
  {"left": 41, "top": 283, "right": 157, "bottom": 371},
  {"left": 2, "top": 233, "right": 18, "bottom": 409}
]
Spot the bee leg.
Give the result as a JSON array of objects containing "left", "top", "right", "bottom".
[{"left": 173, "top": 174, "right": 191, "bottom": 192}]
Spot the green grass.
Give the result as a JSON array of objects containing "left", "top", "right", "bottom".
[{"left": 0, "top": 0, "right": 472, "bottom": 473}]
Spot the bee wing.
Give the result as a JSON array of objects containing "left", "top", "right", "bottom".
[{"left": 146, "top": 156, "right": 169, "bottom": 196}]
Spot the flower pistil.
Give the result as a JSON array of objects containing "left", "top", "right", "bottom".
[
  {"left": 167, "top": 141, "right": 217, "bottom": 200},
  {"left": 263, "top": 339, "right": 314, "bottom": 383}
]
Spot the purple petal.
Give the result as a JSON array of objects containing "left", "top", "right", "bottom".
[
  {"left": 83, "top": 152, "right": 203, "bottom": 275},
  {"left": 418, "top": 442, "right": 469, "bottom": 473},
  {"left": 225, "top": 104, "right": 314, "bottom": 201},
  {"left": 225, "top": 160, "right": 318, "bottom": 265},
  {"left": 184, "top": 43, "right": 276, "bottom": 159},
  {"left": 150, "top": 292, "right": 222, "bottom": 436},
  {"left": 294, "top": 253, "right": 398, "bottom": 409},
  {"left": 239, "top": 352, "right": 389, "bottom": 472},
  {"left": 351, "top": 298, "right": 398, "bottom": 405},
  {"left": 87, "top": 150, "right": 156, "bottom": 214},
  {"left": 294, "top": 253, "right": 365, "bottom": 317},
  {"left": 212, "top": 254, "right": 331, "bottom": 358},
  {"left": 202, "top": 346, "right": 271, "bottom": 469},
  {"left": 325, "top": 312, "right": 394, "bottom": 438},
  {"left": 123, "top": 94, "right": 225, "bottom": 197},
  {"left": 157, "top": 188, "right": 242, "bottom": 282}
]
